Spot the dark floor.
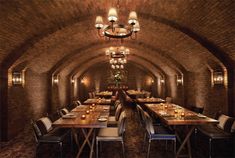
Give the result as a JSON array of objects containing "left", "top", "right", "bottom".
[{"left": 0, "top": 108, "right": 232, "bottom": 158}]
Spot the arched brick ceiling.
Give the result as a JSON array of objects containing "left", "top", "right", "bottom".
[
  {"left": 50, "top": 46, "right": 180, "bottom": 77},
  {"left": 71, "top": 56, "right": 164, "bottom": 80},
  {"left": 0, "top": 0, "right": 234, "bottom": 72}
]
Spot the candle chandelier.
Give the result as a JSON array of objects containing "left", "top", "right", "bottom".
[
  {"left": 95, "top": 7, "right": 140, "bottom": 42},
  {"left": 106, "top": 47, "right": 129, "bottom": 69}
]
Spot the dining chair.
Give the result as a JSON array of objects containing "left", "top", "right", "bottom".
[
  {"left": 31, "top": 117, "right": 70, "bottom": 158},
  {"left": 143, "top": 112, "right": 176, "bottom": 158},
  {"left": 166, "top": 97, "right": 172, "bottom": 103},
  {"left": 96, "top": 111, "right": 127, "bottom": 158},
  {"left": 89, "top": 92, "right": 93, "bottom": 98},
  {"left": 108, "top": 103, "right": 123, "bottom": 126},
  {"left": 136, "top": 104, "right": 146, "bottom": 127},
  {"left": 75, "top": 100, "right": 82, "bottom": 106},
  {"left": 58, "top": 108, "right": 69, "bottom": 117}
]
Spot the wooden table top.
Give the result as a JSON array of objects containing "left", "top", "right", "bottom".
[
  {"left": 126, "top": 90, "right": 147, "bottom": 95},
  {"left": 71, "top": 105, "right": 110, "bottom": 112},
  {"left": 96, "top": 91, "right": 112, "bottom": 96},
  {"left": 145, "top": 103, "right": 218, "bottom": 125},
  {"left": 137, "top": 98, "right": 166, "bottom": 104},
  {"left": 83, "top": 98, "right": 112, "bottom": 105},
  {"left": 53, "top": 105, "right": 110, "bottom": 128}
]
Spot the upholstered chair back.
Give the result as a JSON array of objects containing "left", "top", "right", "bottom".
[
  {"left": 115, "top": 104, "right": 123, "bottom": 121},
  {"left": 117, "top": 111, "right": 127, "bottom": 136},
  {"left": 166, "top": 97, "right": 172, "bottom": 103},
  {"left": 144, "top": 112, "right": 155, "bottom": 135}
]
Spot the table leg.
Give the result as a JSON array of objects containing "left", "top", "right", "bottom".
[
  {"left": 176, "top": 126, "right": 195, "bottom": 158},
  {"left": 76, "top": 128, "right": 94, "bottom": 158},
  {"left": 72, "top": 128, "right": 79, "bottom": 147},
  {"left": 89, "top": 129, "right": 96, "bottom": 158}
]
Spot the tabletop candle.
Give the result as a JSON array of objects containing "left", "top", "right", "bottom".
[
  {"left": 81, "top": 114, "right": 86, "bottom": 119},
  {"left": 181, "top": 112, "right": 185, "bottom": 117},
  {"left": 86, "top": 110, "right": 90, "bottom": 114}
]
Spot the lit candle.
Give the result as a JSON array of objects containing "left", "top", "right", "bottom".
[
  {"left": 81, "top": 114, "right": 86, "bottom": 119},
  {"left": 181, "top": 112, "right": 185, "bottom": 117},
  {"left": 86, "top": 110, "right": 90, "bottom": 114},
  {"left": 174, "top": 109, "right": 178, "bottom": 114}
]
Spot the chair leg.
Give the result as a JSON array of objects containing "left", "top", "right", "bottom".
[
  {"left": 165, "top": 140, "right": 168, "bottom": 150},
  {"left": 59, "top": 142, "right": 63, "bottom": 158},
  {"left": 209, "top": 138, "right": 212, "bottom": 158},
  {"left": 173, "top": 139, "right": 176, "bottom": 157},
  {"left": 121, "top": 140, "right": 125, "bottom": 158},
  {"left": 143, "top": 133, "right": 147, "bottom": 151},
  {"left": 96, "top": 140, "right": 99, "bottom": 158},
  {"left": 35, "top": 144, "right": 39, "bottom": 158},
  {"left": 147, "top": 140, "right": 151, "bottom": 158}
]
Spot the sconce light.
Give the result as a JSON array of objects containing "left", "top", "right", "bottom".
[
  {"left": 177, "top": 75, "right": 183, "bottom": 85},
  {"left": 12, "top": 72, "right": 23, "bottom": 85},
  {"left": 81, "top": 78, "right": 85, "bottom": 84},
  {"left": 160, "top": 79, "right": 165, "bottom": 84},
  {"left": 53, "top": 75, "right": 59, "bottom": 84},
  {"left": 151, "top": 79, "right": 154, "bottom": 83},
  {"left": 71, "top": 78, "right": 75, "bottom": 83},
  {"left": 213, "top": 71, "right": 224, "bottom": 85}
]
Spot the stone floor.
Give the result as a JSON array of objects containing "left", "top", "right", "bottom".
[{"left": 0, "top": 108, "right": 231, "bottom": 158}]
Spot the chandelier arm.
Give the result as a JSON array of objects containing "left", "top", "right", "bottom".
[
  {"left": 130, "top": 32, "right": 137, "bottom": 40},
  {"left": 97, "top": 29, "right": 105, "bottom": 37}
]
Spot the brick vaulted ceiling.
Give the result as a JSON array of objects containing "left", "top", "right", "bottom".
[{"left": 0, "top": 0, "right": 235, "bottom": 76}]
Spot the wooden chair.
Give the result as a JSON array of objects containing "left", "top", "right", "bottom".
[{"left": 96, "top": 111, "right": 127, "bottom": 158}]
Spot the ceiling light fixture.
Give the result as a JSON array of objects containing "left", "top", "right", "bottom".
[
  {"left": 95, "top": 7, "right": 140, "bottom": 42},
  {"left": 106, "top": 47, "right": 129, "bottom": 69}
]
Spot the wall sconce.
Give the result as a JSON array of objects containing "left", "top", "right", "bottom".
[
  {"left": 71, "top": 78, "right": 75, "bottom": 83},
  {"left": 81, "top": 77, "right": 89, "bottom": 86},
  {"left": 160, "top": 79, "right": 165, "bottom": 84},
  {"left": 151, "top": 79, "right": 154, "bottom": 84},
  {"left": 176, "top": 75, "right": 183, "bottom": 85},
  {"left": 81, "top": 78, "right": 85, "bottom": 84},
  {"left": 213, "top": 71, "right": 224, "bottom": 85},
  {"left": 12, "top": 72, "right": 23, "bottom": 85},
  {"left": 53, "top": 75, "right": 59, "bottom": 84}
]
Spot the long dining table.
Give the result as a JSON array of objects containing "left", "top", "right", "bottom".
[
  {"left": 136, "top": 97, "right": 166, "bottom": 104},
  {"left": 145, "top": 103, "right": 218, "bottom": 158},
  {"left": 53, "top": 105, "right": 110, "bottom": 158},
  {"left": 83, "top": 98, "right": 112, "bottom": 105}
]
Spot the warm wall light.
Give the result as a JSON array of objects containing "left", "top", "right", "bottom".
[
  {"left": 81, "top": 77, "right": 89, "bottom": 86},
  {"left": 213, "top": 71, "right": 224, "bottom": 85},
  {"left": 177, "top": 75, "right": 183, "bottom": 85},
  {"left": 71, "top": 78, "right": 75, "bottom": 83},
  {"left": 160, "top": 79, "right": 165, "bottom": 84},
  {"left": 12, "top": 72, "right": 23, "bottom": 85},
  {"left": 53, "top": 75, "right": 59, "bottom": 84}
]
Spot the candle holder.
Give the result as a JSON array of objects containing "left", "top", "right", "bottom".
[
  {"left": 81, "top": 114, "right": 86, "bottom": 119},
  {"left": 86, "top": 110, "right": 90, "bottom": 114},
  {"left": 181, "top": 112, "right": 185, "bottom": 117}
]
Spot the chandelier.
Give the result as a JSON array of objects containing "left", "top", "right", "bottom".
[
  {"left": 106, "top": 47, "right": 129, "bottom": 69},
  {"left": 95, "top": 7, "right": 140, "bottom": 42}
]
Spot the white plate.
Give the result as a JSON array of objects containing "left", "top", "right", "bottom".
[
  {"left": 197, "top": 114, "right": 206, "bottom": 118},
  {"left": 62, "top": 114, "right": 76, "bottom": 119},
  {"left": 98, "top": 118, "right": 107, "bottom": 122}
]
